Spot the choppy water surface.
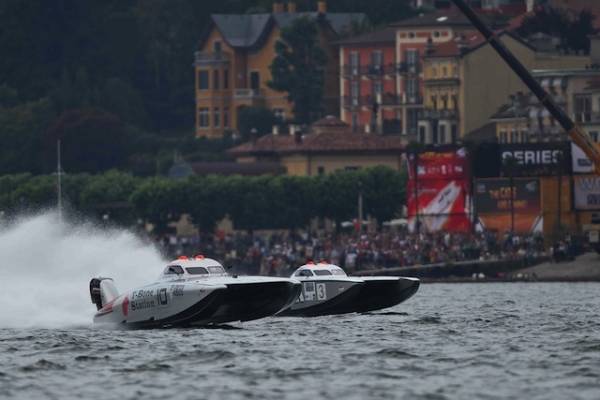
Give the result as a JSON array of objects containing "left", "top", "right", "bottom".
[{"left": 2, "top": 283, "right": 600, "bottom": 400}]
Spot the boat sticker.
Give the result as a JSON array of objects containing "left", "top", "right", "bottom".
[
  {"left": 303, "top": 282, "right": 316, "bottom": 301},
  {"left": 170, "top": 285, "right": 185, "bottom": 297},
  {"left": 130, "top": 289, "right": 156, "bottom": 311},
  {"left": 157, "top": 288, "right": 169, "bottom": 307},
  {"left": 296, "top": 292, "right": 305, "bottom": 303},
  {"left": 316, "top": 283, "right": 327, "bottom": 300}
]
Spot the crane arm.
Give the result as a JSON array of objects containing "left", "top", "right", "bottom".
[{"left": 449, "top": 0, "right": 600, "bottom": 175}]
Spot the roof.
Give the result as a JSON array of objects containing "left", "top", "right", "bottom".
[
  {"left": 424, "top": 30, "right": 533, "bottom": 58},
  {"left": 390, "top": 10, "right": 479, "bottom": 28},
  {"left": 463, "top": 122, "right": 498, "bottom": 143},
  {"left": 490, "top": 96, "right": 531, "bottom": 120},
  {"left": 228, "top": 131, "right": 406, "bottom": 157},
  {"left": 334, "top": 27, "right": 397, "bottom": 45},
  {"left": 312, "top": 115, "right": 349, "bottom": 128},
  {"left": 204, "top": 12, "right": 366, "bottom": 50}
]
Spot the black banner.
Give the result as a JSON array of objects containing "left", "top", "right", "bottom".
[{"left": 499, "top": 142, "right": 571, "bottom": 177}]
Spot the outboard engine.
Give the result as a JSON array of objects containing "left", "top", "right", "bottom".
[{"left": 89, "top": 277, "right": 119, "bottom": 310}]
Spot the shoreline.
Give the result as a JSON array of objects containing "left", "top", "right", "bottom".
[{"left": 356, "top": 252, "right": 600, "bottom": 283}]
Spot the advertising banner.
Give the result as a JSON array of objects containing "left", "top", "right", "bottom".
[
  {"left": 571, "top": 143, "right": 595, "bottom": 173},
  {"left": 499, "top": 142, "right": 570, "bottom": 176},
  {"left": 574, "top": 175, "right": 600, "bottom": 210},
  {"left": 474, "top": 178, "right": 541, "bottom": 233},
  {"left": 407, "top": 148, "right": 471, "bottom": 232}
]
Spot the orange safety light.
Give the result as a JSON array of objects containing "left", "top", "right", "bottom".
[
  {"left": 177, "top": 256, "right": 189, "bottom": 260},
  {"left": 307, "top": 260, "right": 315, "bottom": 265},
  {"left": 319, "top": 260, "right": 328, "bottom": 264},
  {"left": 194, "top": 254, "right": 205, "bottom": 260}
]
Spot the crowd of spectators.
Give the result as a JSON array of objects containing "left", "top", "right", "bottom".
[{"left": 154, "top": 227, "right": 547, "bottom": 276}]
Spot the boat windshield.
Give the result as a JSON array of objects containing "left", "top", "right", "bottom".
[
  {"left": 313, "top": 270, "right": 332, "bottom": 276},
  {"left": 186, "top": 267, "right": 209, "bottom": 275},
  {"left": 295, "top": 270, "right": 314, "bottom": 277},
  {"left": 331, "top": 269, "right": 346, "bottom": 276},
  {"left": 207, "top": 265, "right": 226, "bottom": 274},
  {"left": 164, "top": 265, "right": 184, "bottom": 275}
]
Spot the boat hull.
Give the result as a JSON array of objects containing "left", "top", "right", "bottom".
[{"left": 341, "top": 277, "right": 420, "bottom": 314}]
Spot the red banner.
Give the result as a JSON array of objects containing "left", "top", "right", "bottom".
[{"left": 407, "top": 148, "right": 471, "bottom": 232}]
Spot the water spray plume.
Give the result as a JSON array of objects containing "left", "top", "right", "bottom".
[{"left": 0, "top": 212, "right": 166, "bottom": 328}]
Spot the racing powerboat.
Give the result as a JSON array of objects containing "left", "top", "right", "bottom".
[
  {"left": 89, "top": 255, "right": 301, "bottom": 328},
  {"left": 277, "top": 262, "right": 420, "bottom": 317}
]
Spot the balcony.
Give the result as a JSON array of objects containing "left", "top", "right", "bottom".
[
  {"left": 342, "top": 64, "right": 397, "bottom": 77},
  {"left": 397, "top": 62, "right": 421, "bottom": 75},
  {"left": 420, "top": 108, "right": 458, "bottom": 120},
  {"left": 234, "top": 88, "right": 262, "bottom": 99},
  {"left": 194, "top": 51, "right": 231, "bottom": 65}
]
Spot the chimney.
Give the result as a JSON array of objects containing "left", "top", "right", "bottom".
[
  {"left": 526, "top": 0, "right": 535, "bottom": 12},
  {"left": 317, "top": 1, "right": 327, "bottom": 14},
  {"left": 287, "top": 2, "right": 297, "bottom": 13},
  {"left": 294, "top": 127, "right": 303, "bottom": 144},
  {"left": 273, "top": 2, "right": 284, "bottom": 13}
]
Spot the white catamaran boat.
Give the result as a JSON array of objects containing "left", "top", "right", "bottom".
[
  {"left": 278, "top": 262, "right": 420, "bottom": 317},
  {"left": 90, "top": 256, "right": 301, "bottom": 328}
]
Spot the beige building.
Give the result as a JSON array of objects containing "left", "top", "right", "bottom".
[
  {"left": 194, "top": 2, "right": 364, "bottom": 138},
  {"left": 227, "top": 116, "right": 405, "bottom": 176},
  {"left": 418, "top": 31, "right": 590, "bottom": 144}
]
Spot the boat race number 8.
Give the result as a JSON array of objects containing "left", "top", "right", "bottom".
[{"left": 316, "top": 283, "right": 327, "bottom": 300}]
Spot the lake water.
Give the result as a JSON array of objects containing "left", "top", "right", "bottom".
[{"left": 2, "top": 282, "right": 600, "bottom": 400}]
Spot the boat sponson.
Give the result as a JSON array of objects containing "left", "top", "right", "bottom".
[
  {"left": 207, "top": 281, "right": 302, "bottom": 324},
  {"left": 347, "top": 278, "right": 420, "bottom": 313},
  {"left": 277, "top": 281, "right": 365, "bottom": 317}
]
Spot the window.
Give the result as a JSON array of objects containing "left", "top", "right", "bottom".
[
  {"left": 223, "top": 69, "right": 229, "bottom": 89},
  {"left": 351, "top": 112, "right": 358, "bottom": 131},
  {"left": 371, "top": 50, "right": 383, "bottom": 69},
  {"left": 295, "top": 270, "right": 314, "bottom": 277},
  {"left": 591, "top": 131, "right": 599, "bottom": 142},
  {"left": 405, "top": 49, "right": 418, "bottom": 66},
  {"left": 419, "top": 126, "right": 426, "bottom": 143},
  {"left": 442, "top": 66, "right": 447, "bottom": 77},
  {"left": 186, "top": 267, "right": 208, "bottom": 275},
  {"left": 431, "top": 95, "right": 438, "bottom": 109},
  {"left": 451, "top": 125, "right": 458, "bottom": 143},
  {"left": 574, "top": 95, "right": 592, "bottom": 123},
  {"left": 331, "top": 269, "right": 346, "bottom": 276},
  {"left": 197, "top": 70, "right": 209, "bottom": 90},
  {"left": 213, "top": 70, "right": 220, "bottom": 90},
  {"left": 432, "top": 67, "right": 437, "bottom": 78},
  {"left": 408, "top": 32, "right": 415, "bottom": 38},
  {"left": 213, "top": 41, "right": 222, "bottom": 53},
  {"left": 407, "top": 109, "right": 419, "bottom": 135},
  {"left": 351, "top": 81, "right": 360, "bottom": 105},
  {"left": 273, "top": 108, "right": 285, "bottom": 121},
  {"left": 406, "top": 78, "right": 418, "bottom": 98},
  {"left": 214, "top": 107, "right": 220, "bottom": 127},
  {"left": 223, "top": 107, "right": 229, "bottom": 127},
  {"left": 164, "top": 265, "right": 184, "bottom": 275},
  {"left": 207, "top": 266, "right": 225, "bottom": 274},
  {"left": 372, "top": 80, "right": 383, "bottom": 99},
  {"left": 350, "top": 52, "right": 359, "bottom": 75},
  {"left": 198, "top": 107, "right": 209, "bottom": 127},
  {"left": 313, "top": 270, "right": 332, "bottom": 276},
  {"left": 433, "top": 31, "right": 440, "bottom": 38},
  {"left": 439, "top": 125, "right": 446, "bottom": 144},
  {"left": 250, "top": 71, "right": 260, "bottom": 91},
  {"left": 511, "top": 129, "right": 518, "bottom": 143}
]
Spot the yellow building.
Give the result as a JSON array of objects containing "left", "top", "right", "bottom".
[
  {"left": 418, "top": 31, "right": 590, "bottom": 144},
  {"left": 227, "top": 116, "right": 405, "bottom": 176},
  {"left": 194, "top": 2, "right": 365, "bottom": 138}
]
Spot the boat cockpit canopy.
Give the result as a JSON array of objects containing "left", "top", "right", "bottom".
[
  {"left": 161, "top": 256, "right": 228, "bottom": 279},
  {"left": 292, "top": 262, "right": 347, "bottom": 278}
]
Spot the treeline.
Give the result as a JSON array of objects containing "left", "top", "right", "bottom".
[
  {"left": 0, "top": 167, "right": 406, "bottom": 232},
  {"left": 0, "top": 0, "right": 416, "bottom": 175}
]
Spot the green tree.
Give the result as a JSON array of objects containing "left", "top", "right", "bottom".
[
  {"left": 237, "top": 106, "right": 278, "bottom": 140},
  {"left": 268, "top": 17, "right": 327, "bottom": 125},
  {"left": 517, "top": 7, "right": 596, "bottom": 53}
]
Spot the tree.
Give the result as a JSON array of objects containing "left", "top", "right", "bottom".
[
  {"left": 517, "top": 7, "right": 596, "bottom": 53},
  {"left": 237, "top": 106, "right": 277, "bottom": 140},
  {"left": 268, "top": 17, "right": 327, "bottom": 125}
]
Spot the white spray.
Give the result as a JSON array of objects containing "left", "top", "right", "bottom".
[{"left": 0, "top": 212, "right": 166, "bottom": 328}]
